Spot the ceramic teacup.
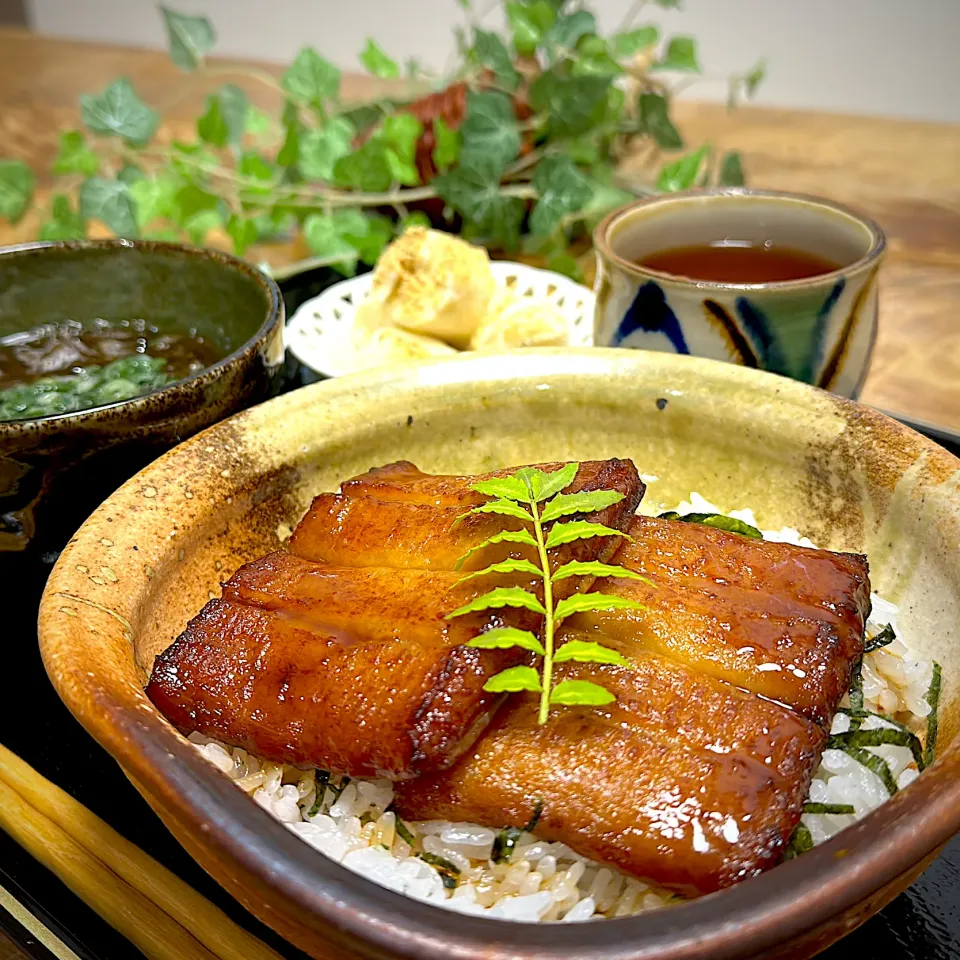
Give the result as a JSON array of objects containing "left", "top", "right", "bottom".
[{"left": 593, "top": 189, "right": 886, "bottom": 398}]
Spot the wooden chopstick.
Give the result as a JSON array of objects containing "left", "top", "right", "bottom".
[{"left": 0, "top": 743, "right": 285, "bottom": 960}]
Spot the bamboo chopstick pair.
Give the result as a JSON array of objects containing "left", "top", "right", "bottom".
[{"left": 0, "top": 743, "right": 285, "bottom": 960}]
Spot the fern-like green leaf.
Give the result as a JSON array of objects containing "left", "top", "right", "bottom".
[
  {"left": 554, "top": 639, "right": 631, "bottom": 666},
  {"left": 454, "top": 529, "right": 538, "bottom": 570},
  {"left": 528, "top": 462, "right": 579, "bottom": 501},
  {"left": 553, "top": 593, "right": 647, "bottom": 622},
  {"left": 457, "top": 558, "right": 543, "bottom": 583},
  {"left": 540, "top": 490, "right": 624, "bottom": 523},
  {"left": 545, "top": 520, "right": 632, "bottom": 549},
  {"left": 484, "top": 665, "right": 542, "bottom": 693},
  {"left": 471, "top": 475, "right": 531, "bottom": 502},
  {"left": 455, "top": 499, "right": 533, "bottom": 525},
  {"left": 551, "top": 560, "right": 650, "bottom": 584},
  {"left": 446, "top": 586, "right": 546, "bottom": 619},
  {"left": 549, "top": 679, "right": 615, "bottom": 706},
  {"left": 467, "top": 627, "right": 545, "bottom": 655}
]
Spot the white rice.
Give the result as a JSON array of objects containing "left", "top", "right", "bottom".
[{"left": 188, "top": 492, "right": 936, "bottom": 923}]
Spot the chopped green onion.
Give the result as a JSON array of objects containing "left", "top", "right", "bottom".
[
  {"left": 657, "top": 511, "right": 762, "bottom": 539},
  {"left": 802, "top": 802, "right": 855, "bottom": 815},
  {"left": 394, "top": 816, "right": 416, "bottom": 847},
  {"left": 863, "top": 623, "right": 896, "bottom": 654},
  {"left": 328, "top": 775, "right": 350, "bottom": 804},
  {"left": 307, "top": 770, "right": 331, "bottom": 817},
  {"left": 492, "top": 799, "right": 545, "bottom": 864},
  {"left": 419, "top": 852, "right": 460, "bottom": 889},
  {"left": 525, "top": 798, "right": 544, "bottom": 833},
  {"left": 784, "top": 821, "right": 814, "bottom": 860},
  {"left": 828, "top": 727, "right": 924, "bottom": 771},
  {"left": 924, "top": 662, "right": 942, "bottom": 769}
]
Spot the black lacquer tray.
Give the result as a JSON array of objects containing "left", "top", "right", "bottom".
[{"left": 3, "top": 268, "right": 959, "bottom": 960}]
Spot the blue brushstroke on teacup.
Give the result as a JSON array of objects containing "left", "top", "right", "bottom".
[
  {"left": 734, "top": 279, "right": 846, "bottom": 383},
  {"left": 613, "top": 281, "right": 690, "bottom": 354}
]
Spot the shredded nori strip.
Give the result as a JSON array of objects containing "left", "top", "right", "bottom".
[
  {"left": 828, "top": 727, "right": 924, "bottom": 771},
  {"left": 492, "top": 799, "right": 545, "bottom": 864},
  {"left": 802, "top": 802, "right": 855, "bottom": 815},
  {"left": 847, "top": 658, "right": 865, "bottom": 714},
  {"left": 307, "top": 770, "right": 331, "bottom": 817},
  {"left": 394, "top": 816, "right": 416, "bottom": 847},
  {"left": 658, "top": 511, "right": 763, "bottom": 540},
  {"left": 419, "top": 852, "right": 460, "bottom": 889},
  {"left": 923, "top": 662, "right": 942, "bottom": 768},
  {"left": 863, "top": 623, "right": 896, "bottom": 654},
  {"left": 784, "top": 821, "right": 814, "bottom": 860},
  {"left": 844, "top": 746, "right": 899, "bottom": 796},
  {"left": 328, "top": 775, "right": 351, "bottom": 804},
  {"left": 838, "top": 705, "right": 908, "bottom": 732}
]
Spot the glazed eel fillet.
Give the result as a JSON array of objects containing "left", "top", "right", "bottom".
[
  {"left": 394, "top": 516, "right": 871, "bottom": 895},
  {"left": 146, "top": 460, "right": 644, "bottom": 779}
]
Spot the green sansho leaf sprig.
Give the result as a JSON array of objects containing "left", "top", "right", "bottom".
[
  {"left": 447, "top": 462, "right": 650, "bottom": 724},
  {"left": 0, "top": 3, "right": 764, "bottom": 277}
]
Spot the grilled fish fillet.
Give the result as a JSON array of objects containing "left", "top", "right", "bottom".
[
  {"left": 568, "top": 516, "right": 870, "bottom": 726},
  {"left": 147, "top": 460, "right": 644, "bottom": 778},
  {"left": 393, "top": 654, "right": 827, "bottom": 897},
  {"left": 394, "top": 518, "right": 870, "bottom": 893}
]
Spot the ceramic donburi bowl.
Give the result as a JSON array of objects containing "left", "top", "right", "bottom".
[{"left": 38, "top": 349, "right": 960, "bottom": 960}]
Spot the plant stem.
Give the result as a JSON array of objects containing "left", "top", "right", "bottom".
[{"left": 530, "top": 497, "right": 555, "bottom": 726}]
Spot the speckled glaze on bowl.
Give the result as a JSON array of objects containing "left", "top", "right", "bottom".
[
  {"left": 38, "top": 349, "right": 960, "bottom": 960},
  {"left": 0, "top": 239, "right": 284, "bottom": 565}
]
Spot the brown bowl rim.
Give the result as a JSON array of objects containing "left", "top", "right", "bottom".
[
  {"left": 37, "top": 349, "right": 960, "bottom": 959},
  {"left": 592, "top": 187, "right": 887, "bottom": 292},
  {"left": 0, "top": 238, "right": 283, "bottom": 434}
]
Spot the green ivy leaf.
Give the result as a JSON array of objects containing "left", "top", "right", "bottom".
[
  {"left": 553, "top": 592, "right": 647, "bottom": 622},
  {"left": 299, "top": 116, "right": 356, "bottom": 180},
  {"left": 718, "top": 151, "right": 745, "bottom": 187},
  {"left": 380, "top": 113, "right": 423, "bottom": 186},
  {"left": 572, "top": 35, "right": 623, "bottom": 77},
  {"left": 657, "top": 145, "right": 709, "bottom": 192},
  {"left": 129, "top": 175, "right": 178, "bottom": 228},
  {"left": 282, "top": 48, "right": 340, "bottom": 108},
  {"left": 638, "top": 92, "right": 683, "bottom": 149},
  {"left": 160, "top": 6, "right": 215, "bottom": 71},
  {"left": 117, "top": 164, "right": 143, "bottom": 184},
  {"left": 238, "top": 151, "right": 275, "bottom": 190},
  {"left": 530, "top": 154, "right": 593, "bottom": 235},
  {"left": 0, "top": 159, "right": 35, "bottom": 223},
  {"left": 580, "top": 179, "right": 637, "bottom": 231},
  {"left": 38, "top": 194, "right": 86, "bottom": 241},
  {"left": 244, "top": 105, "right": 273, "bottom": 138},
  {"left": 226, "top": 214, "right": 258, "bottom": 256},
  {"left": 455, "top": 529, "right": 538, "bottom": 570},
  {"left": 460, "top": 91, "right": 520, "bottom": 171},
  {"left": 546, "top": 10, "right": 596, "bottom": 57},
  {"left": 554, "top": 639, "right": 631, "bottom": 666},
  {"left": 171, "top": 184, "right": 220, "bottom": 225},
  {"left": 399, "top": 211, "right": 432, "bottom": 232},
  {"left": 547, "top": 251, "right": 583, "bottom": 281},
  {"left": 471, "top": 475, "right": 531, "bottom": 501},
  {"left": 505, "top": 0, "right": 557, "bottom": 55},
  {"left": 467, "top": 627, "right": 545, "bottom": 656},
  {"left": 51, "top": 131, "right": 100, "bottom": 176},
  {"left": 303, "top": 211, "right": 359, "bottom": 272},
  {"left": 744, "top": 59, "right": 767, "bottom": 97},
  {"left": 529, "top": 73, "right": 608, "bottom": 136},
  {"left": 333, "top": 139, "right": 393, "bottom": 192},
  {"left": 457, "top": 558, "right": 544, "bottom": 583},
  {"left": 359, "top": 38, "right": 400, "bottom": 79},
  {"left": 340, "top": 211, "right": 394, "bottom": 264},
  {"left": 526, "top": 462, "right": 578, "bottom": 501},
  {"left": 446, "top": 586, "right": 547, "bottom": 619},
  {"left": 197, "top": 95, "right": 229, "bottom": 147},
  {"left": 184, "top": 207, "right": 223, "bottom": 246},
  {"left": 80, "top": 78, "right": 159, "bottom": 146},
  {"left": 218, "top": 84, "right": 248, "bottom": 145},
  {"left": 612, "top": 25, "right": 659, "bottom": 57},
  {"left": 79, "top": 177, "right": 138, "bottom": 237},
  {"left": 432, "top": 117, "right": 461, "bottom": 173},
  {"left": 434, "top": 155, "right": 526, "bottom": 249},
  {"left": 484, "top": 665, "right": 543, "bottom": 694},
  {"left": 473, "top": 29, "right": 521, "bottom": 91},
  {"left": 458, "top": 498, "right": 534, "bottom": 524},
  {"left": 552, "top": 560, "right": 650, "bottom": 584},
  {"left": 545, "top": 520, "right": 632, "bottom": 550},
  {"left": 655, "top": 35, "right": 700, "bottom": 72},
  {"left": 540, "top": 489, "right": 624, "bottom": 523},
  {"left": 277, "top": 100, "right": 302, "bottom": 168},
  {"left": 549, "top": 678, "right": 615, "bottom": 706}
]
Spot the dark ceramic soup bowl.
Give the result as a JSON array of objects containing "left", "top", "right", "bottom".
[{"left": 0, "top": 239, "right": 283, "bottom": 569}]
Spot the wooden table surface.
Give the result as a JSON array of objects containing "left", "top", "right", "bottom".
[{"left": 1, "top": 27, "right": 959, "bottom": 432}]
